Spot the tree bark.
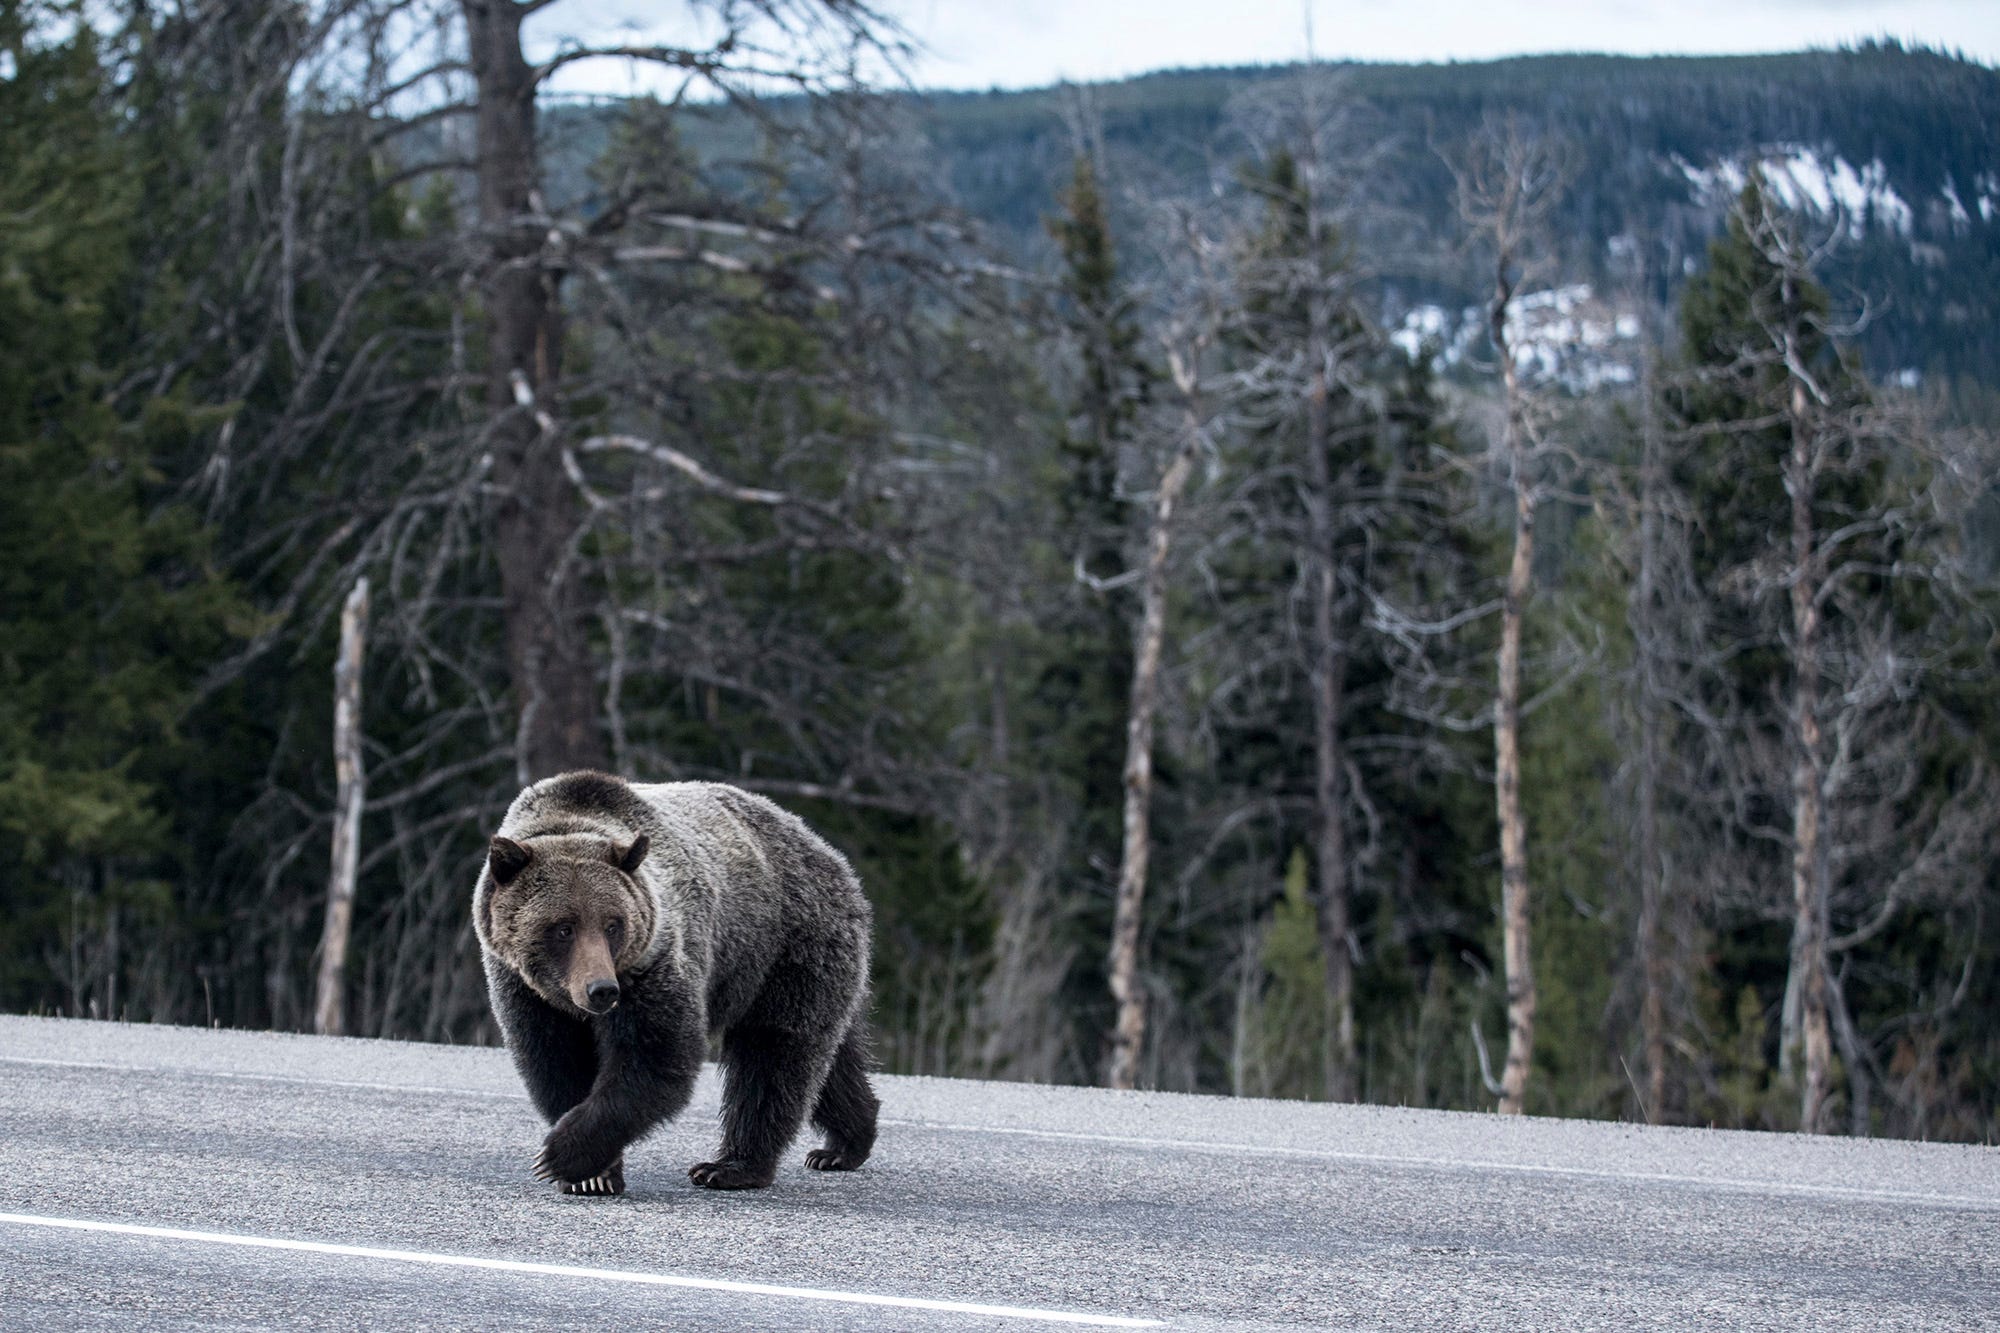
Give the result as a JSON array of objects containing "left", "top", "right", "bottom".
[
  {"left": 315, "top": 576, "right": 368, "bottom": 1038},
  {"left": 104, "top": 891, "right": 118, "bottom": 1024},
  {"left": 1828, "top": 967, "right": 1871, "bottom": 1136},
  {"left": 1304, "top": 367, "right": 1356, "bottom": 1103},
  {"left": 1290, "top": 108, "right": 1358, "bottom": 1104},
  {"left": 1634, "top": 365, "right": 1669, "bottom": 1124},
  {"left": 465, "top": 0, "right": 607, "bottom": 781},
  {"left": 1106, "top": 387, "right": 1201, "bottom": 1092},
  {"left": 1491, "top": 279, "right": 1537, "bottom": 1117},
  {"left": 1784, "top": 367, "right": 1834, "bottom": 1134}
]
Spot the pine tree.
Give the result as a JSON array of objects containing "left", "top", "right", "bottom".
[
  {"left": 0, "top": 7, "right": 244, "bottom": 1015},
  {"left": 1207, "top": 143, "right": 1391, "bottom": 1102}
]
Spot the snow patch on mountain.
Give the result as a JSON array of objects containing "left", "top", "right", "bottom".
[
  {"left": 1390, "top": 304, "right": 1460, "bottom": 363},
  {"left": 1391, "top": 283, "right": 1643, "bottom": 394},
  {"left": 1943, "top": 178, "right": 1972, "bottom": 230},
  {"left": 1676, "top": 146, "right": 1921, "bottom": 239}
]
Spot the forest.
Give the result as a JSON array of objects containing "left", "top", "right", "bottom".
[{"left": 2, "top": 0, "right": 1996, "bottom": 1142}]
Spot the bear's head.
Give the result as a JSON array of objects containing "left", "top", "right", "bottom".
[{"left": 481, "top": 833, "right": 656, "bottom": 1016}]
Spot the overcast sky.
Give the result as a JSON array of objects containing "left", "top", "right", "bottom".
[
  {"left": 537, "top": 0, "right": 1998, "bottom": 97},
  {"left": 889, "top": 1, "right": 1998, "bottom": 88}
]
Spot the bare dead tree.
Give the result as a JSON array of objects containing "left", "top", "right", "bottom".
[
  {"left": 1451, "top": 115, "right": 1571, "bottom": 1115},
  {"left": 463, "top": 0, "right": 604, "bottom": 779},
  {"left": 1582, "top": 216, "right": 1711, "bottom": 1125},
  {"left": 1107, "top": 332, "right": 1211, "bottom": 1092},
  {"left": 1632, "top": 369, "right": 1673, "bottom": 1121},
  {"left": 1778, "top": 263, "right": 1836, "bottom": 1133},
  {"left": 456, "top": 0, "right": 908, "bottom": 780},
  {"left": 123, "top": 0, "right": 989, "bottom": 1042},
  {"left": 1674, "top": 178, "right": 1999, "bottom": 1133},
  {"left": 1190, "top": 72, "right": 1410, "bottom": 1103},
  {"left": 315, "top": 577, "right": 369, "bottom": 1037},
  {"left": 1281, "top": 81, "right": 1366, "bottom": 1104},
  {"left": 1594, "top": 339, "right": 1736, "bottom": 1127}
]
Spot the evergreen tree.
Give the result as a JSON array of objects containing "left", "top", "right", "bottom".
[
  {"left": 571, "top": 103, "right": 993, "bottom": 1075},
  {"left": 0, "top": 6, "right": 244, "bottom": 1015},
  {"left": 1201, "top": 137, "right": 1490, "bottom": 1102}
]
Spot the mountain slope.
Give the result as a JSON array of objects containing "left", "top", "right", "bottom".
[
  {"left": 910, "top": 44, "right": 1998, "bottom": 389},
  {"left": 536, "top": 45, "right": 1996, "bottom": 398}
]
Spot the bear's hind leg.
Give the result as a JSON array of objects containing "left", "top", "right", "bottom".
[
  {"left": 805, "top": 1023, "right": 878, "bottom": 1172},
  {"left": 691, "top": 1025, "right": 835, "bottom": 1190}
]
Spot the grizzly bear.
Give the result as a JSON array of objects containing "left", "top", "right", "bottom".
[{"left": 472, "top": 771, "right": 878, "bottom": 1193}]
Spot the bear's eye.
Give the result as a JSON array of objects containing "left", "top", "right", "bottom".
[
  {"left": 552, "top": 923, "right": 574, "bottom": 942},
  {"left": 606, "top": 918, "right": 624, "bottom": 938}
]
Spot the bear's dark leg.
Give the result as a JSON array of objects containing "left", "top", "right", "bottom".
[
  {"left": 532, "top": 971, "right": 706, "bottom": 1192},
  {"left": 805, "top": 1021, "right": 878, "bottom": 1172},
  {"left": 691, "top": 1025, "right": 837, "bottom": 1190},
  {"left": 488, "top": 965, "right": 597, "bottom": 1123}
]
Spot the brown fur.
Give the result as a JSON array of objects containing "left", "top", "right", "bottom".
[
  {"left": 474, "top": 773, "right": 879, "bottom": 1193},
  {"left": 484, "top": 833, "right": 656, "bottom": 1015}
]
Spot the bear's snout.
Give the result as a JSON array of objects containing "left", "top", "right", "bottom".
[{"left": 585, "top": 978, "right": 621, "bottom": 1013}]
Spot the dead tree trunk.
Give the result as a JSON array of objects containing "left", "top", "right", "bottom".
[
  {"left": 1453, "top": 117, "right": 1564, "bottom": 1117},
  {"left": 1279, "top": 96, "right": 1360, "bottom": 1105},
  {"left": 1783, "top": 367, "right": 1834, "bottom": 1133},
  {"left": 464, "top": 0, "right": 607, "bottom": 781},
  {"left": 1106, "top": 354, "right": 1203, "bottom": 1092},
  {"left": 1633, "top": 363, "right": 1669, "bottom": 1123},
  {"left": 315, "top": 576, "right": 368, "bottom": 1037},
  {"left": 1490, "top": 272, "right": 1537, "bottom": 1117},
  {"left": 1304, "top": 366, "right": 1356, "bottom": 1103}
]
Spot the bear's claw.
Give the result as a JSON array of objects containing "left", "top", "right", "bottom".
[
  {"left": 804, "top": 1148, "right": 864, "bottom": 1171},
  {"left": 533, "top": 1146, "right": 624, "bottom": 1195},
  {"left": 688, "top": 1159, "right": 774, "bottom": 1190}
]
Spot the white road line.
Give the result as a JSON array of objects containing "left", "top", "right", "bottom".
[
  {"left": 0, "top": 1212, "right": 1162, "bottom": 1329},
  {"left": 881, "top": 1118, "right": 2000, "bottom": 1212},
  {"left": 10, "top": 1053, "right": 1994, "bottom": 1213}
]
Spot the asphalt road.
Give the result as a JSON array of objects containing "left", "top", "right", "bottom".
[{"left": 0, "top": 1016, "right": 1995, "bottom": 1330}]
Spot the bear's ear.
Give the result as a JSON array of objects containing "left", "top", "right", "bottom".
[
  {"left": 489, "top": 836, "right": 533, "bottom": 886},
  {"left": 613, "top": 834, "right": 649, "bottom": 875}
]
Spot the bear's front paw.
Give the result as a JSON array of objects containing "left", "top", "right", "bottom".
[
  {"left": 560, "top": 1154, "right": 626, "bottom": 1196},
  {"left": 531, "top": 1111, "right": 620, "bottom": 1188},
  {"left": 688, "top": 1159, "right": 774, "bottom": 1190},
  {"left": 804, "top": 1147, "right": 866, "bottom": 1171}
]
